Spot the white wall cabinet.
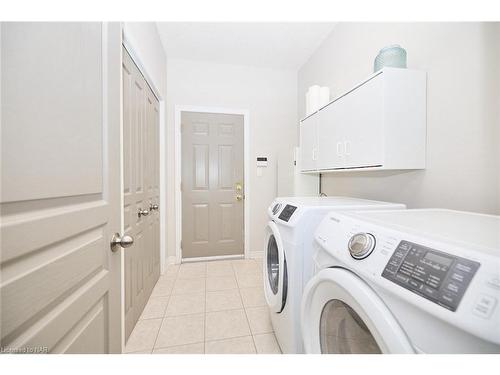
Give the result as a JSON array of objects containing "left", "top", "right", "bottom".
[
  {"left": 299, "top": 112, "right": 319, "bottom": 171},
  {"left": 300, "top": 68, "right": 426, "bottom": 172}
]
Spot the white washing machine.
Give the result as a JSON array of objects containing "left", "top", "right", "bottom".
[
  {"left": 301, "top": 209, "right": 500, "bottom": 354},
  {"left": 263, "top": 196, "right": 406, "bottom": 354}
]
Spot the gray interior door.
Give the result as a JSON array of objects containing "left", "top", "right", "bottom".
[
  {"left": 181, "top": 112, "right": 244, "bottom": 259},
  {"left": 122, "top": 47, "right": 161, "bottom": 341},
  {"left": 0, "top": 22, "right": 122, "bottom": 353}
]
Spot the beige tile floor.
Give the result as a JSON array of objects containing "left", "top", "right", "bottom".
[{"left": 124, "top": 258, "right": 282, "bottom": 354}]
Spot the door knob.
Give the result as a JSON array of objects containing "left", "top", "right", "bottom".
[
  {"left": 149, "top": 203, "right": 159, "bottom": 211},
  {"left": 236, "top": 194, "right": 243, "bottom": 201},
  {"left": 138, "top": 208, "right": 150, "bottom": 217},
  {"left": 110, "top": 233, "right": 134, "bottom": 252}
]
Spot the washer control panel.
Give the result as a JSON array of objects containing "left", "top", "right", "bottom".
[
  {"left": 278, "top": 204, "right": 297, "bottom": 222},
  {"left": 382, "top": 240, "right": 480, "bottom": 311}
]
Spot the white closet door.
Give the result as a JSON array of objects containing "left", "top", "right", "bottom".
[
  {"left": 1, "top": 22, "right": 122, "bottom": 353},
  {"left": 122, "top": 47, "right": 160, "bottom": 341}
]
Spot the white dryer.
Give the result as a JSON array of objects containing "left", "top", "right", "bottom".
[
  {"left": 301, "top": 209, "right": 500, "bottom": 354},
  {"left": 263, "top": 197, "right": 406, "bottom": 354}
]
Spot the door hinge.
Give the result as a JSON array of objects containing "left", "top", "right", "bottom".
[{"left": 180, "top": 240, "right": 183, "bottom": 249}]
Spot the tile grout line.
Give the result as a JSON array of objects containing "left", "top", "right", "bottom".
[
  {"left": 236, "top": 272, "right": 259, "bottom": 354},
  {"left": 154, "top": 262, "right": 204, "bottom": 352},
  {"left": 203, "top": 265, "right": 207, "bottom": 353},
  {"left": 153, "top": 340, "right": 205, "bottom": 353},
  {"left": 147, "top": 261, "right": 267, "bottom": 354},
  {"left": 150, "top": 270, "right": 179, "bottom": 352}
]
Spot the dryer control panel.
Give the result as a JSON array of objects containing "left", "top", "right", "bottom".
[
  {"left": 278, "top": 204, "right": 297, "bottom": 222},
  {"left": 382, "top": 240, "right": 480, "bottom": 311}
]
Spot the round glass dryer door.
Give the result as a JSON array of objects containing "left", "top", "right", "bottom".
[
  {"left": 320, "top": 299, "right": 381, "bottom": 353},
  {"left": 301, "top": 267, "right": 414, "bottom": 354},
  {"left": 267, "top": 234, "right": 280, "bottom": 294},
  {"left": 263, "top": 221, "right": 287, "bottom": 313}
]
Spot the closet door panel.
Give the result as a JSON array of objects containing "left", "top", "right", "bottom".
[{"left": 122, "top": 47, "right": 160, "bottom": 341}]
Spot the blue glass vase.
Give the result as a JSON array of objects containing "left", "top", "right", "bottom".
[{"left": 374, "top": 45, "right": 407, "bottom": 72}]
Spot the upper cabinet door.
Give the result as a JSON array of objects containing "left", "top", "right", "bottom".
[
  {"left": 300, "top": 114, "right": 318, "bottom": 172},
  {"left": 342, "top": 76, "right": 385, "bottom": 169},
  {"left": 317, "top": 100, "right": 346, "bottom": 170}
]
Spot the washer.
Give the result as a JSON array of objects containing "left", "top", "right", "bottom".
[
  {"left": 301, "top": 209, "right": 500, "bottom": 354},
  {"left": 263, "top": 196, "right": 406, "bottom": 353}
]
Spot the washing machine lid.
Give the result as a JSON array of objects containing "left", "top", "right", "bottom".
[
  {"left": 270, "top": 196, "right": 406, "bottom": 227},
  {"left": 301, "top": 267, "right": 414, "bottom": 354},
  {"left": 275, "top": 196, "right": 405, "bottom": 208},
  {"left": 333, "top": 209, "right": 500, "bottom": 255},
  {"left": 264, "top": 221, "right": 287, "bottom": 313}
]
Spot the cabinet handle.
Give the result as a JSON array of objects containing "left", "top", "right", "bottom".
[
  {"left": 312, "top": 148, "right": 318, "bottom": 161},
  {"left": 336, "top": 142, "right": 343, "bottom": 156},
  {"left": 344, "top": 141, "right": 351, "bottom": 156}
]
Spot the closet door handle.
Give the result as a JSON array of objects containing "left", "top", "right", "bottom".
[
  {"left": 344, "top": 141, "right": 351, "bottom": 156},
  {"left": 110, "top": 233, "right": 134, "bottom": 252}
]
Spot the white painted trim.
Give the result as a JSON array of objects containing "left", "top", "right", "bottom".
[
  {"left": 115, "top": 25, "right": 126, "bottom": 354},
  {"left": 165, "top": 256, "right": 177, "bottom": 266},
  {"left": 248, "top": 251, "right": 264, "bottom": 259},
  {"left": 159, "top": 100, "right": 166, "bottom": 274},
  {"left": 175, "top": 105, "right": 251, "bottom": 264},
  {"left": 182, "top": 254, "right": 244, "bottom": 263},
  {"left": 121, "top": 33, "right": 162, "bottom": 102}
]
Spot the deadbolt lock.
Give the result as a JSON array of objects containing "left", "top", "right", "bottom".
[{"left": 235, "top": 182, "right": 242, "bottom": 191}]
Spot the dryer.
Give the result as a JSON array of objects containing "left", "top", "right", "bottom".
[
  {"left": 263, "top": 197, "right": 406, "bottom": 353},
  {"left": 301, "top": 209, "right": 500, "bottom": 353}
]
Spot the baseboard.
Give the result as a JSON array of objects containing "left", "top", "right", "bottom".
[
  {"left": 248, "top": 251, "right": 263, "bottom": 259},
  {"left": 166, "top": 256, "right": 177, "bottom": 265},
  {"left": 182, "top": 254, "right": 243, "bottom": 263}
]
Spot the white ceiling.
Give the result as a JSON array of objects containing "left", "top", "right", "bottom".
[{"left": 156, "top": 22, "right": 335, "bottom": 70}]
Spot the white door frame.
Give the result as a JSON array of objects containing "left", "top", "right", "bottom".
[{"left": 175, "top": 105, "right": 250, "bottom": 263}]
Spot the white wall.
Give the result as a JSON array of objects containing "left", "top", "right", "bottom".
[
  {"left": 122, "top": 23, "right": 169, "bottom": 271},
  {"left": 298, "top": 22, "right": 500, "bottom": 215},
  {"left": 166, "top": 58, "right": 297, "bottom": 258}
]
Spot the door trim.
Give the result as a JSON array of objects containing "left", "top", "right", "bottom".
[
  {"left": 105, "top": 22, "right": 124, "bottom": 354},
  {"left": 174, "top": 105, "right": 250, "bottom": 263}
]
